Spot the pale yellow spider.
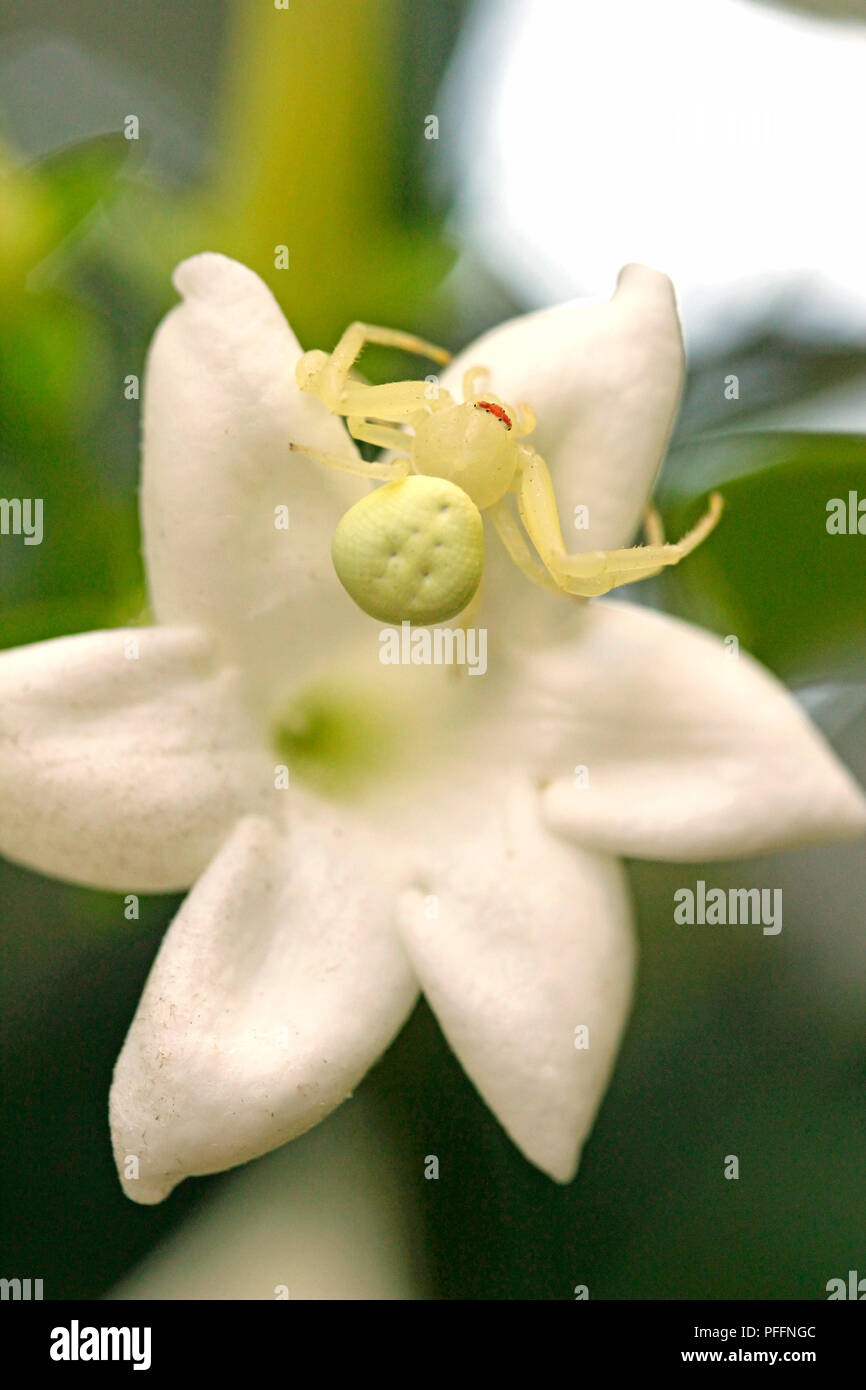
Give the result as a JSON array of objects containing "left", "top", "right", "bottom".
[{"left": 290, "top": 321, "right": 723, "bottom": 626}]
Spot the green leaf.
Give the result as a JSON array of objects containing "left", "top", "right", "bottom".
[
  {"left": 31, "top": 134, "right": 134, "bottom": 244},
  {"left": 655, "top": 432, "right": 866, "bottom": 684},
  {"left": 0, "top": 443, "right": 143, "bottom": 652},
  {"left": 755, "top": 0, "right": 866, "bottom": 20},
  {"left": 2, "top": 135, "right": 135, "bottom": 283}
]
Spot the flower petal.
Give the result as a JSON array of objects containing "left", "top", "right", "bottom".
[
  {"left": 500, "top": 602, "right": 866, "bottom": 859},
  {"left": 110, "top": 806, "right": 419, "bottom": 1204},
  {"left": 396, "top": 779, "right": 635, "bottom": 1182},
  {"left": 141, "top": 252, "right": 370, "bottom": 693},
  {"left": 0, "top": 626, "right": 271, "bottom": 892},
  {"left": 110, "top": 1095, "right": 425, "bottom": 1299},
  {"left": 442, "top": 263, "right": 684, "bottom": 553}
]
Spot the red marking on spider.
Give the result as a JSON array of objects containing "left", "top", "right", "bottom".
[{"left": 474, "top": 400, "right": 512, "bottom": 430}]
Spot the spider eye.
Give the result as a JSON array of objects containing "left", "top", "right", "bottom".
[{"left": 474, "top": 400, "right": 512, "bottom": 430}]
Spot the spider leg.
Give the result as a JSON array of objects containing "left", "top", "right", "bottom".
[
  {"left": 516, "top": 446, "right": 723, "bottom": 597},
  {"left": 329, "top": 321, "right": 451, "bottom": 391},
  {"left": 345, "top": 416, "right": 414, "bottom": 451},
  {"left": 512, "top": 402, "right": 537, "bottom": 437},
  {"left": 297, "top": 323, "right": 452, "bottom": 414},
  {"left": 544, "top": 504, "right": 722, "bottom": 595},
  {"left": 643, "top": 504, "right": 666, "bottom": 547},
  {"left": 337, "top": 379, "right": 455, "bottom": 423},
  {"left": 462, "top": 365, "right": 490, "bottom": 401},
  {"left": 487, "top": 499, "right": 565, "bottom": 597},
  {"left": 288, "top": 441, "right": 410, "bottom": 482},
  {"left": 635, "top": 503, "right": 667, "bottom": 578}
]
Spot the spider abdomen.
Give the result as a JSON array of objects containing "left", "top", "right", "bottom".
[{"left": 331, "top": 475, "right": 484, "bottom": 626}]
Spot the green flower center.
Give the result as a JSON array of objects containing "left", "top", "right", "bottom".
[{"left": 271, "top": 682, "right": 396, "bottom": 798}]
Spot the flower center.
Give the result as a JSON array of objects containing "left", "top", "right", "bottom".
[{"left": 271, "top": 681, "right": 396, "bottom": 799}]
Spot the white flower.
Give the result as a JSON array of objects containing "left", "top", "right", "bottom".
[{"left": 1, "top": 254, "right": 863, "bottom": 1205}]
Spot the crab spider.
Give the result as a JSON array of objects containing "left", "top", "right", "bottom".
[{"left": 290, "top": 320, "right": 723, "bottom": 625}]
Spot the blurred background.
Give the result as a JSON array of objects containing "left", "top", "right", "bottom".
[{"left": 1, "top": 0, "right": 865, "bottom": 1300}]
